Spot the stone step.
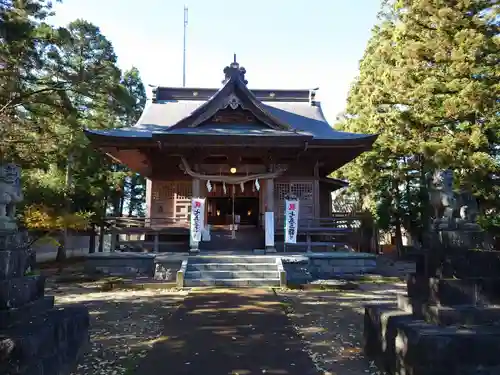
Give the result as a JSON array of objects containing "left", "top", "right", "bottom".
[
  {"left": 185, "top": 270, "right": 279, "bottom": 280},
  {"left": 188, "top": 256, "right": 276, "bottom": 264},
  {"left": 0, "top": 304, "right": 89, "bottom": 371},
  {"left": 407, "top": 274, "right": 499, "bottom": 306},
  {"left": 184, "top": 278, "right": 280, "bottom": 287},
  {"left": 365, "top": 303, "right": 500, "bottom": 375},
  {"left": 186, "top": 263, "right": 277, "bottom": 271},
  {"left": 0, "top": 275, "right": 45, "bottom": 309},
  {"left": 397, "top": 294, "right": 500, "bottom": 326},
  {"left": 0, "top": 296, "right": 54, "bottom": 329}
]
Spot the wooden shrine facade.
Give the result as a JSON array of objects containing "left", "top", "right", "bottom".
[{"left": 85, "top": 58, "right": 377, "bottom": 250}]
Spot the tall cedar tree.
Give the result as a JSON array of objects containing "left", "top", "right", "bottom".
[{"left": 335, "top": 0, "right": 500, "bottom": 244}]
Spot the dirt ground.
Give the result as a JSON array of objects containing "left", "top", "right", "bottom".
[
  {"left": 276, "top": 281, "right": 407, "bottom": 375},
  {"left": 40, "top": 258, "right": 413, "bottom": 375},
  {"left": 45, "top": 279, "right": 188, "bottom": 375}
]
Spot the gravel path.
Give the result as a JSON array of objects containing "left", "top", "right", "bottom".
[
  {"left": 276, "top": 282, "right": 407, "bottom": 375},
  {"left": 46, "top": 281, "right": 188, "bottom": 375}
]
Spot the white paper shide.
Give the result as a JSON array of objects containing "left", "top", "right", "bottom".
[
  {"left": 284, "top": 200, "right": 299, "bottom": 244},
  {"left": 190, "top": 198, "right": 205, "bottom": 242}
]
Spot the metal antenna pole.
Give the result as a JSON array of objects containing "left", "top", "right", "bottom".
[{"left": 183, "top": 6, "right": 188, "bottom": 87}]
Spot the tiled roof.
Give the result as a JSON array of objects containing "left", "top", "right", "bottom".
[
  {"left": 86, "top": 99, "right": 375, "bottom": 143},
  {"left": 85, "top": 59, "right": 376, "bottom": 145}
]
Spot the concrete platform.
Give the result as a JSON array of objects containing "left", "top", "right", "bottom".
[{"left": 84, "top": 251, "right": 378, "bottom": 286}]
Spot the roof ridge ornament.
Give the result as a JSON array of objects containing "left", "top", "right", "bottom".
[
  {"left": 222, "top": 54, "right": 248, "bottom": 85},
  {"left": 222, "top": 93, "right": 243, "bottom": 110}
]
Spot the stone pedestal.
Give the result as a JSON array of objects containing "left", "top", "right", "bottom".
[
  {"left": 364, "top": 250, "right": 500, "bottom": 375},
  {"left": 0, "top": 238, "right": 90, "bottom": 375}
]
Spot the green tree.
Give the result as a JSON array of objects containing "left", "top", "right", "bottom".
[
  {"left": 108, "top": 67, "right": 147, "bottom": 218},
  {"left": 335, "top": 0, "right": 500, "bottom": 249}
]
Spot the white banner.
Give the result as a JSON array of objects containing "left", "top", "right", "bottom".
[
  {"left": 284, "top": 200, "right": 299, "bottom": 244},
  {"left": 265, "top": 211, "right": 275, "bottom": 247},
  {"left": 190, "top": 198, "right": 205, "bottom": 242}
]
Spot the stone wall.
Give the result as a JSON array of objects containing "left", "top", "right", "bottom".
[
  {"left": 307, "top": 253, "right": 377, "bottom": 278},
  {"left": 85, "top": 253, "right": 155, "bottom": 277},
  {"left": 281, "top": 252, "right": 377, "bottom": 283},
  {"left": 33, "top": 233, "right": 112, "bottom": 263},
  {"left": 281, "top": 256, "right": 312, "bottom": 284}
]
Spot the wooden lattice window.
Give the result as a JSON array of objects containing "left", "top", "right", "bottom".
[
  {"left": 153, "top": 181, "right": 192, "bottom": 201},
  {"left": 275, "top": 182, "right": 313, "bottom": 201},
  {"left": 275, "top": 181, "right": 314, "bottom": 220},
  {"left": 175, "top": 181, "right": 192, "bottom": 199},
  {"left": 152, "top": 189, "right": 160, "bottom": 201}
]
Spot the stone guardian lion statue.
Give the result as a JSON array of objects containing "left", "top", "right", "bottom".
[{"left": 0, "top": 163, "right": 23, "bottom": 230}]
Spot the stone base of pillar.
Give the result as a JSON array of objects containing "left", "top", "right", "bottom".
[{"left": 265, "top": 246, "right": 277, "bottom": 253}]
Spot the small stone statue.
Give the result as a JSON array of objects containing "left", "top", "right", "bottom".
[
  {"left": 427, "top": 169, "right": 456, "bottom": 227},
  {"left": 455, "top": 190, "right": 481, "bottom": 231},
  {"left": 0, "top": 163, "right": 22, "bottom": 230}
]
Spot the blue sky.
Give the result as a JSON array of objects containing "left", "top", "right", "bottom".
[{"left": 50, "top": 0, "right": 380, "bottom": 123}]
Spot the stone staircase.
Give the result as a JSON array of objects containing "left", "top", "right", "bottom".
[{"left": 179, "top": 255, "right": 285, "bottom": 287}]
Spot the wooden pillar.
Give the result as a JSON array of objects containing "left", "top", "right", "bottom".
[
  {"left": 189, "top": 177, "right": 201, "bottom": 253},
  {"left": 313, "top": 161, "right": 320, "bottom": 224},
  {"left": 266, "top": 178, "right": 274, "bottom": 213},
  {"left": 153, "top": 232, "right": 159, "bottom": 252}
]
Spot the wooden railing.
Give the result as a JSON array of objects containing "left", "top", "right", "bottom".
[
  {"left": 105, "top": 216, "right": 189, "bottom": 231},
  {"left": 275, "top": 215, "right": 364, "bottom": 231},
  {"left": 103, "top": 214, "right": 375, "bottom": 253}
]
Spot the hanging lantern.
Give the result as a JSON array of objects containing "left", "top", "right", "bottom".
[
  {"left": 240, "top": 182, "right": 244, "bottom": 192},
  {"left": 206, "top": 180, "right": 212, "bottom": 193},
  {"left": 255, "top": 178, "right": 260, "bottom": 191},
  {"left": 223, "top": 182, "right": 227, "bottom": 195}
]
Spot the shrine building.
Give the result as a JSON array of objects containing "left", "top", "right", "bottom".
[{"left": 85, "top": 59, "right": 377, "bottom": 252}]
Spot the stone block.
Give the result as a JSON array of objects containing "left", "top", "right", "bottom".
[
  {"left": 0, "top": 276, "right": 45, "bottom": 309},
  {"left": 0, "top": 296, "right": 54, "bottom": 329},
  {"left": 439, "top": 250, "right": 500, "bottom": 279},
  {"left": 397, "top": 294, "right": 500, "bottom": 326},
  {"left": 364, "top": 303, "right": 500, "bottom": 374},
  {"left": 85, "top": 254, "right": 155, "bottom": 277},
  {"left": 0, "top": 250, "right": 30, "bottom": 281},
  {"left": 395, "top": 321, "right": 500, "bottom": 374},
  {"left": 427, "top": 305, "right": 500, "bottom": 326},
  {"left": 0, "top": 304, "right": 89, "bottom": 370},
  {"left": 283, "top": 263, "right": 312, "bottom": 284},
  {"left": 407, "top": 274, "right": 486, "bottom": 306},
  {"left": 363, "top": 303, "right": 414, "bottom": 373}
]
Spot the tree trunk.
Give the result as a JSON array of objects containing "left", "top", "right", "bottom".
[
  {"left": 393, "top": 180, "right": 404, "bottom": 258},
  {"left": 119, "top": 193, "right": 125, "bottom": 217},
  {"left": 88, "top": 224, "right": 96, "bottom": 254},
  {"left": 418, "top": 156, "right": 431, "bottom": 249},
  {"left": 57, "top": 149, "right": 73, "bottom": 268},
  {"left": 56, "top": 231, "right": 67, "bottom": 273}
]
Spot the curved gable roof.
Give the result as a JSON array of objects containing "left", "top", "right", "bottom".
[
  {"left": 167, "top": 62, "right": 291, "bottom": 131},
  {"left": 85, "top": 59, "right": 377, "bottom": 147}
]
